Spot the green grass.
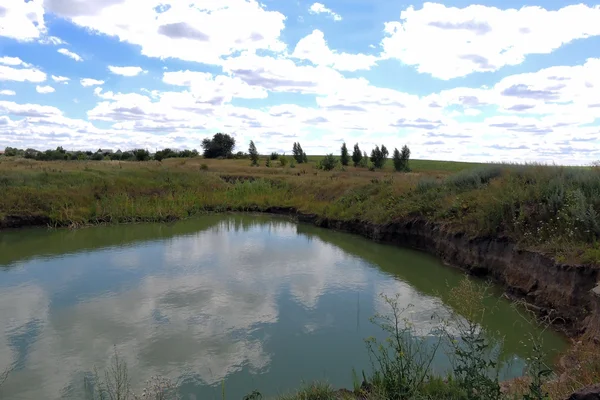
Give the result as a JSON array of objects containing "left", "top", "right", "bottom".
[
  {"left": 307, "top": 155, "right": 485, "bottom": 173},
  {"left": 1, "top": 157, "right": 599, "bottom": 264}
]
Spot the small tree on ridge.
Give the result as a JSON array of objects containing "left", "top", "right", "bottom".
[
  {"left": 249, "top": 140, "right": 259, "bottom": 166},
  {"left": 340, "top": 142, "right": 350, "bottom": 166},
  {"left": 352, "top": 143, "right": 362, "bottom": 167}
]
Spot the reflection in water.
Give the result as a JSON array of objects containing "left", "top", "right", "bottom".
[{"left": 0, "top": 215, "right": 565, "bottom": 399}]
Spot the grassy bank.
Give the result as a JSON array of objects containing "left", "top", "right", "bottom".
[{"left": 1, "top": 156, "right": 599, "bottom": 264}]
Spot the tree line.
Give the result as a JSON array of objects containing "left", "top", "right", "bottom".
[
  {"left": 2, "top": 147, "right": 198, "bottom": 162},
  {"left": 3, "top": 133, "right": 411, "bottom": 171}
]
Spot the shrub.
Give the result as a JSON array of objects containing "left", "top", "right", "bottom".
[
  {"left": 279, "top": 155, "right": 288, "bottom": 167},
  {"left": 444, "top": 165, "right": 503, "bottom": 191},
  {"left": 317, "top": 154, "right": 338, "bottom": 171},
  {"left": 270, "top": 152, "right": 280, "bottom": 160}
]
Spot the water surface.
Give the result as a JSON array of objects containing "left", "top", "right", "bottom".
[{"left": 0, "top": 215, "right": 565, "bottom": 399}]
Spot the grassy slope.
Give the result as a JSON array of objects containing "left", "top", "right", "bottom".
[{"left": 1, "top": 156, "right": 599, "bottom": 264}]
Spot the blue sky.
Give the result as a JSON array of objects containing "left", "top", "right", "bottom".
[{"left": 1, "top": 0, "right": 599, "bottom": 164}]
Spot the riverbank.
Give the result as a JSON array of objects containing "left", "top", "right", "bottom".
[{"left": 1, "top": 157, "right": 600, "bottom": 397}]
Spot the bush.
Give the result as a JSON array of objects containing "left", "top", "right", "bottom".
[
  {"left": 445, "top": 165, "right": 503, "bottom": 191},
  {"left": 317, "top": 154, "right": 338, "bottom": 171},
  {"left": 270, "top": 152, "right": 280, "bottom": 160},
  {"left": 279, "top": 155, "right": 288, "bottom": 167}
]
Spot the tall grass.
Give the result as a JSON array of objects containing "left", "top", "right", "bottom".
[{"left": 1, "top": 158, "right": 600, "bottom": 263}]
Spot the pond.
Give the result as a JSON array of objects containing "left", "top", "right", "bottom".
[{"left": 0, "top": 215, "right": 565, "bottom": 399}]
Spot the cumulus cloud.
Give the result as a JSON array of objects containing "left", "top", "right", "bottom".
[
  {"left": 108, "top": 66, "right": 147, "bottom": 77},
  {"left": 36, "top": 85, "right": 55, "bottom": 94},
  {"left": 57, "top": 48, "right": 83, "bottom": 61},
  {"left": 45, "top": 0, "right": 287, "bottom": 65},
  {"left": 0, "top": 65, "right": 46, "bottom": 82},
  {"left": 80, "top": 78, "right": 105, "bottom": 87},
  {"left": 381, "top": 3, "right": 600, "bottom": 79},
  {"left": 0, "top": 0, "right": 46, "bottom": 41},
  {"left": 51, "top": 75, "right": 70, "bottom": 84},
  {"left": 309, "top": 2, "right": 342, "bottom": 21},
  {"left": 0, "top": 0, "right": 598, "bottom": 164},
  {"left": 292, "top": 30, "right": 378, "bottom": 71},
  {"left": 0, "top": 90, "right": 16, "bottom": 96}
]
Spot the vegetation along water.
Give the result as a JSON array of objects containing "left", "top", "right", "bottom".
[{"left": 1, "top": 139, "right": 600, "bottom": 399}]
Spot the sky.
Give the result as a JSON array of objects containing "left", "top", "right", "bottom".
[{"left": 0, "top": 0, "right": 599, "bottom": 164}]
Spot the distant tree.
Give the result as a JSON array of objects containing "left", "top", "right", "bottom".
[
  {"left": 351, "top": 144, "right": 362, "bottom": 167},
  {"left": 393, "top": 148, "right": 402, "bottom": 172},
  {"left": 370, "top": 144, "right": 389, "bottom": 169},
  {"left": 400, "top": 145, "right": 411, "bottom": 172},
  {"left": 317, "top": 153, "right": 338, "bottom": 171},
  {"left": 270, "top": 152, "right": 280, "bottom": 160},
  {"left": 133, "top": 149, "right": 150, "bottom": 161},
  {"left": 249, "top": 140, "right": 259, "bottom": 166},
  {"left": 201, "top": 133, "right": 235, "bottom": 158},
  {"left": 340, "top": 142, "right": 350, "bottom": 166},
  {"left": 91, "top": 152, "right": 104, "bottom": 161},
  {"left": 110, "top": 150, "right": 123, "bottom": 161},
  {"left": 359, "top": 151, "right": 369, "bottom": 168},
  {"left": 293, "top": 142, "right": 306, "bottom": 164}
]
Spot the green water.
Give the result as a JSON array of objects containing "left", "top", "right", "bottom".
[{"left": 0, "top": 215, "right": 565, "bottom": 399}]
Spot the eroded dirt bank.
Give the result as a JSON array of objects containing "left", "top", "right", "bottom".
[{"left": 270, "top": 208, "right": 599, "bottom": 340}]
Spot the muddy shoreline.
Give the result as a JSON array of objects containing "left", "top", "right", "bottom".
[{"left": 2, "top": 207, "right": 599, "bottom": 340}]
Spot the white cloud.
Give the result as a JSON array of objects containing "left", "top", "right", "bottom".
[
  {"left": 381, "top": 3, "right": 600, "bottom": 79},
  {"left": 292, "top": 30, "right": 378, "bottom": 71},
  {"left": 0, "top": 65, "right": 46, "bottom": 82},
  {"left": 57, "top": 48, "right": 83, "bottom": 62},
  {"left": 162, "top": 70, "right": 268, "bottom": 103},
  {"left": 36, "top": 85, "right": 55, "bottom": 94},
  {"left": 51, "top": 75, "right": 70, "bottom": 84},
  {"left": 108, "top": 66, "right": 147, "bottom": 77},
  {"left": 0, "top": 90, "right": 16, "bottom": 96},
  {"left": 80, "top": 78, "right": 105, "bottom": 87},
  {"left": 0, "top": 0, "right": 46, "bottom": 41},
  {"left": 309, "top": 2, "right": 342, "bottom": 21},
  {"left": 0, "top": 56, "right": 30, "bottom": 67},
  {"left": 46, "top": 0, "right": 287, "bottom": 65}
]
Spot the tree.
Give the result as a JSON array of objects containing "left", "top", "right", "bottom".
[
  {"left": 340, "top": 142, "right": 350, "bottom": 166},
  {"left": 393, "top": 148, "right": 402, "bottom": 172},
  {"left": 133, "top": 149, "right": 150, "bottom": 161},
  {"left": 293, "top": 142, "right": 306, "bottom": 164},
  {"left": 201, "top": 133, "right": 235, "bottom": 158},
  {"left": 317, "top": 153, "right": 338, "bottom": 171},
  {"left": 370, "top": 145, "right": 389, "bottom": 169},
  {"left": 394, "top": 145, "right": 411, "bottom": 172},
  {"left": 360, "top": 151, "right": 369, "bottom": 168},
  {"left": 248, "top": 140, "right": 259, "bottom": 166},
  {"left": 352, "top": 143, "right": 362, "bottom": 167}
]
